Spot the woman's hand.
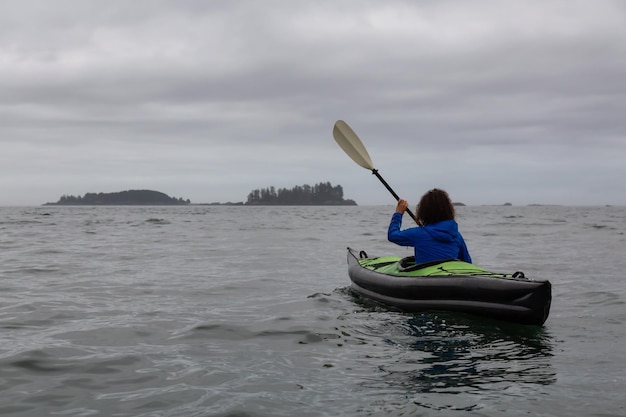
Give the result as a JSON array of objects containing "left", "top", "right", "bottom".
[{"left": 395, "top": 199, "right": 409, "bottom": 214}]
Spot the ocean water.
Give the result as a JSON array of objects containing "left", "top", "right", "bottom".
[{"left": 0, "top": 205, "right": 624, "bottom": 417}]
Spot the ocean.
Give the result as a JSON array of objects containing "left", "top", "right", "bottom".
[{"left": 0, "top": 205, "right": 624, "bottom": 417}]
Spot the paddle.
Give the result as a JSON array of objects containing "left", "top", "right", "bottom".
[{"left": 333, "top": 120, "right": 417, "bottom": 223}]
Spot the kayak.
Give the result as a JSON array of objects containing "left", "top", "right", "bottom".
[{"left": 346, "top": 247, "right": 551, "bottom": 325}]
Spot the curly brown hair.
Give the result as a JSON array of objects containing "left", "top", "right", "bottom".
[{"left": 416, "top": 188, "right": 455, "bottom": 225}]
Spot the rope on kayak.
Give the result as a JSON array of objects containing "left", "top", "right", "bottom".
[{"left": 428, "top": 265, "right": 529, "bottom": 279}]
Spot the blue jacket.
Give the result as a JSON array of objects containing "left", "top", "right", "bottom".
[{"left": 388, "top": 212, "right": 472, "bottom": 263}]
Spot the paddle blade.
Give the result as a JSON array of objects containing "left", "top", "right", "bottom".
[{"left": 333, "top": 120, "right": 375, "bottom": 170}]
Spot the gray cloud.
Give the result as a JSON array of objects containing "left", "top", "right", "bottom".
[{"left": 1, "top": 0, "right": 625, "bottom": 206}]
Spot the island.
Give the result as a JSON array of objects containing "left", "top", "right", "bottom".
[
  {"left": 43, "top": 182, "right": 357, "bottom": 206},
  {"left": 245, "top": 182, "right": 357, "bottom": 205},
  {"left": 44, "top": 190, "right": 191, "bottom": 205}
]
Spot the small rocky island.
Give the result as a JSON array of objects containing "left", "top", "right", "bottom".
[{"left": 44, "top": 190, "right": 190, "bottom": 205}]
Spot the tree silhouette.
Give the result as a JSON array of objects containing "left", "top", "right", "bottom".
[{"left": 246, "top": 182, "right": 356, "bottom": 205}]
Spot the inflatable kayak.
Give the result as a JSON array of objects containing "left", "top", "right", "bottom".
[{"left": 346, "top": 247, "right": 551, "bottom": 325}]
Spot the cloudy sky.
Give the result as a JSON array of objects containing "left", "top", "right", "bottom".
[{"left": 2, "top": 0, "right": 625, "bottom": 206}]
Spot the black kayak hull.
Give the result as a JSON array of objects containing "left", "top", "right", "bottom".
[{"left": 346, "top": 247, "right": 551, "bottom": 325}]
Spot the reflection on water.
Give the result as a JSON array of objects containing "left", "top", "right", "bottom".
[
  {"left": 396, "top": 314, "right": 555, "bottom": 390},
  {"left": 348, "top": 292, "right": 556, "bottom": 412}
]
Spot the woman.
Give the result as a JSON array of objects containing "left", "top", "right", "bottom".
[{"left": 388, "top": 188, "right": 472, "bottom": 263}]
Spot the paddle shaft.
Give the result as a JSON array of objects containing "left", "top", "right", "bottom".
[
  {"left": 371, "top": 169, "right": 417, "bottom": 222},
  {"left": 332, "top": 120, "right": 417, "bottom": 223}
]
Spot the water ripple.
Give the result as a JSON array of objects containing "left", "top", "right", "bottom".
[{"left": 0, "top": 205, "right": 624, "bottom": 417}]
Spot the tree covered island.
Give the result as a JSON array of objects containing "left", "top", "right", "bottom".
[
  {"left": 245, "top": 182, "right": 356, "bottom": 205},
  {"left": 45, "top": 190, "right": 191, "bottom": 205},
  {"left": 43, "top": 183, "right": 355, "bottom": 206}
]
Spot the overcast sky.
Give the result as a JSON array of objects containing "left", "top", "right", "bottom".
[{"left": 2, "top": 0, "right": 625, "bottom": 206}]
